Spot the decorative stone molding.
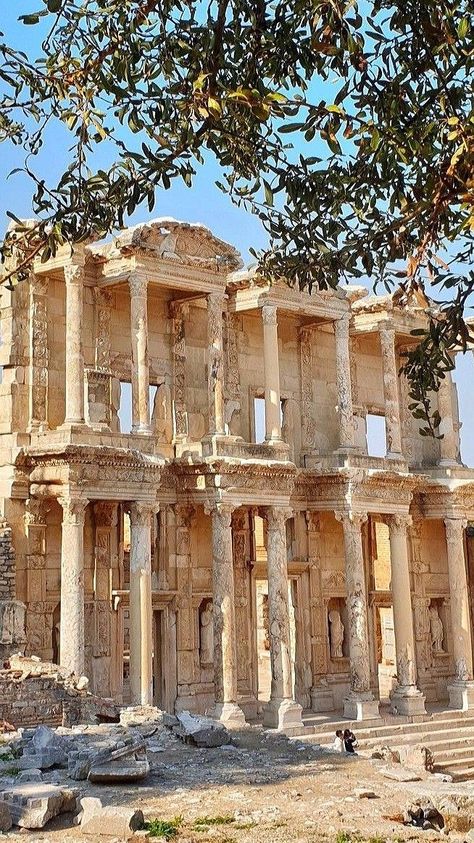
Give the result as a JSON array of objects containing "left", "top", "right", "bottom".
[
  {"left": 93, "top": 287, "right": 112, "bottom": 372},
  {"left": 207, "top": 292, "right": 226, "bottom": 436},
  {"left": 262, "top": 304, "right": 277, "bottom": 325},
  {"left": 128, "top": 272, "right": 148, "bottom": 298}
]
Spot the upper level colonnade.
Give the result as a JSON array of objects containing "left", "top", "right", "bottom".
[{"left": 3, "top": 218, "right": 463, "bottom": 469}]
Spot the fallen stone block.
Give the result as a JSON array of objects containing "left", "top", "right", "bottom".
[
  {"left": 74, "top": 796, "right": 103, "bottom": 826},
  {"left": 371, "top": 745, "right": 401, "bottom": 763},
  {"left": 0, "top": 782, "right": 77, "bottom": 828},
  {"left": 404, "top": 799, "right": 444, "bottom": 831},
  {"left": 380, "top": 765, "right": 421, "bottom": 782},
  {"left": 174, "top": 711, "right": 231, "bottom": 747},
  {"left": 17, "top": 769, "right": 42, "bottom": 783},
  {"left": 119, "top": 705, "right": 164, "bottom": 727},
  {"left": 88, "top": 741, "right": 149, "bottom": 783},
  {"left": 398, "top": 745, "right": 434, "bottom": 773},
  {"left": 20, "top": 748, "right": 67, "bottom": 770},
  {"left": 81, "top": 806, "right": 144, "bottom": 838},
  {"left": 0, "top": 801, "right": 12, "bottom": 832}
]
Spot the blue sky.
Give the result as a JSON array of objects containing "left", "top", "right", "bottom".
[{"left": 1, "top": 5, "right": 473, "bottom": 466}]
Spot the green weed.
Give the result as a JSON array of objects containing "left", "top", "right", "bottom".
[{"left": 144, "top": 815, "right": 183, "bottom": 840}]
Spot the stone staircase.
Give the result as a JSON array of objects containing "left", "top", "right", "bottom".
[{"left": 286, "top": 709, "right": 474, "bottom": 782}]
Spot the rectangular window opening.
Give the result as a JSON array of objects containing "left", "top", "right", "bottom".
[
  {"left": 253, "top": 396, "right": 266, "bottom": 443},
  {"left": 366, "top": 413, "right": 386, "bottom": 457},
  {"left": 118, "top": 381, "right": 132, "bottom": 434},
  {"left": 149, "top": 384, "right": 158, "bottom": 427}
]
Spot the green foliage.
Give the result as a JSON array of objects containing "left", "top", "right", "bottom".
[
  {"left": 193, "top": 814, "right": 234, "bottom": 828},
  {"left": 0, "top": 0, "right": 473, "bottom": 426},
  {"left": 144, "top": 815, "right": 183, "bottom": 839}
]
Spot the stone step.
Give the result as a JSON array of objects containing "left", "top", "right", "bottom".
[
  {"left": 432, "top": 744, "right": 474, "bottom": 763},
  {"left": 438, "top": 765, "right": 474, "bottom": 782},
  {"left": 307, "top": 715, "right": 474, "bottom": 745}
]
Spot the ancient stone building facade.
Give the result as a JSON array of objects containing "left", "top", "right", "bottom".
[{"left": 1, "top": 217, "right": 474, "bottom": 729}]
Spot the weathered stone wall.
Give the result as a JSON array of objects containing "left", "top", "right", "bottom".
[{"left": 0, "top": 522, "right": 16, "bottom": 601}]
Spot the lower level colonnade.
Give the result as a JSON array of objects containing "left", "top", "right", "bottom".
[{"left": 31, "top": 497, "right": 474, "bottom": 724}]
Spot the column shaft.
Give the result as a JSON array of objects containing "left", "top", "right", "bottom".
[
  {"left": 209, "top": 505, "right": 245, "bottom": 724},
  {"left": 336, "top": 511, "right": 379, "bottom": 720},
  {"left": 129, "top": 502, "right": 153, "bottom": 705},
  {"left": 59, "top": 496, "right": 88, "bottom": 676},
  {"left": 263, "top": 507, "right": 302, "bottom": 729},
  {"left": 171, "top": 305, "right": 188, "bottom": 441},
  {"left": 387, "top": 515, "right": 425, "bottom": 714},
  {"left": 334, "top": 316, "right": 355, "bottom": 449},
  {"left": 28, "top": 274, "right": 49, "bottom": 431},
  {"left": 445, "top": 518, "right": 474, "bottom": 709},
  {"left": 207, "top": 293, "right": 226, "bottom": 435},
  {"left": 129, "top": 274, "right": 150, "bottom": 434},
  {"left": 64, "top": 265, "right": 85, "bottom": 425},
  {"left": 379, "top": 321, "right": 402, "bottom": 457},
  {"left": 262, "top": 305, "right": 282, "bottom": 443},
  {"left": 438, "top": 372, "right": 458, "bottom": 465}
]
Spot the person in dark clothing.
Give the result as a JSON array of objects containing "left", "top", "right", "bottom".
[{"left": 343, "top": 728, "right": 357, "bottom": 753}]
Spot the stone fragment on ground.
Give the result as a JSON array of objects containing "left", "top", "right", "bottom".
[
  {"left": 78, "top": 795, "right": 144, "bottom": 839},
  {"left": 88, "top": 740, "right": 149, "bottom": 782},
  {"left": 0, "top": 781, "right": 77, "bottom": 828},
  {"left": 354, "top": 787, "right": 377, "bottom": 799},
  {"left": 380, "top": 765, "right": 422, "bottom": 782},
  {"left": 173, "top": 711, "right": 231, "bottom": 747}
]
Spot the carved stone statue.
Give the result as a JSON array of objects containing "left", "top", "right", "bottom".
[
  {"left": 200, "top": 602, "right": 213, "bottom": 665},
  {"left": 329, "top": 609, "right": 344, "bottom": 659},
  {"left": 430, "top": 605, "right": 444, "bottom": 653}
]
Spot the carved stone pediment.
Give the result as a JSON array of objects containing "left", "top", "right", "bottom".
[{"left": 90, "top": 218, "right": 243, "bottom": 273}]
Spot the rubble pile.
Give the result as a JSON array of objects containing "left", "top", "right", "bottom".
[
  {"left": 403, "top": 799, "right": 445, "bottom": 832},
  {"left": 0, "top": 655, "right": 118, "bottom": 728}
]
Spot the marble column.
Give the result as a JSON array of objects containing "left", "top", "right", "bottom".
[
  {"left": 379, "top": 320, "right": 403, "bottom": 458},
  {"left": 438, "top": 371, "right": 459, "bottom": 466},
  {"left": 335, "top": 511, "right": 379, "bottom": 720},
  {"left": 59, "top": 495, "right": 88, "bottom": 676},
  {"left": 262, "top": 305, "right": 282, "bottom": 443},
  {"left": 334, "top": 315, "right": 355, "bottom": 450},
  {"left": 129, "top": 273, "right": 151, "bottom": 435},
  {"left": 208, "top": 504, "right": 246, "bottom": 725},
  {"left": 444, "top": 518, "right": 474, "bottom": 709},
  {"left": 207, "top": 293, "right": 226, "bottom": 436},
  {"left": 28, "top": 274, "right": 49, "bottom": 432},
  {"left": 300, "top": 329, "right": 316, "bottom": 455},
  {"left": 129, "top": 502, "right": 154, "bottom": 705},
  {"left": 64, "top": 264, "right": 85, "bottom": 425},
  {"left": 386, "top": 514, "right": 426, "bottom": 715},
  {"left": 263, "top": 507, "right": 303, "bottom": 729}
]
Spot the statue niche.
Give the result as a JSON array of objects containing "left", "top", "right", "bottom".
[
  {"left": 429, "top": 602, "right": 445, "bottom": 654},
  {"left": 199, "top": 600, "right": 213, "bottom": 666},
  {"left": 328, "top": 608, "right": 345, "bottom": 660}
]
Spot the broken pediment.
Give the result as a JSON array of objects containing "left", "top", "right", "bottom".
[{"left": 90, "top": 218, "right": 243, "bottom": 273}]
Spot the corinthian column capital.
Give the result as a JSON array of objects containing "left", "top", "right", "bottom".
[
  {"left": 58, "top": 495, "right": 88, "bottom": 526},
  {"left": 265, "top": 506, "right": 293, "bottom": 532},
  {"left": 129, "top": 501, "right": 156, "bottom": 527},
  {"left": 335, "top": 510, "right": 368, "bottom": 531},
  {"left": 64, "top": 263, "right": 83, "bottom": 286},
  {"left": 128, "top": 272, "right": 148, "bottom": 298},
  {"left": 444, "top": 517, "right": 468, "bottom": 541},
  {"left": 262, "top": 304, "right": 277, "bottom": 326},
  {"left": 386, "top": 513, "right": 412, "bottom": 533}
]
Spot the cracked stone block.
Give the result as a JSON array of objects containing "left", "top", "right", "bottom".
[
  {"left": 0, "top": 782, "right": 77, "bottom": 828},
  {"left": 174, "top": 712, "right": 231, "bottom": 747},
  {"left": 88, "top": 741, "right": 149, "bottom": 783},
  {"left": 80, "top": 806, "right": 144, "bottom": 838}
]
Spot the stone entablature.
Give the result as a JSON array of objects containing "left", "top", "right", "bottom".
[{"left": 0, "top": 217, "right": 474, "bottom": 725}]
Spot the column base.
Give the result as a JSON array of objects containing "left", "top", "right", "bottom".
[
  {"left": 208, "top": 702, "right": 247, "bottom": 728},
  {"left": 131, "top": 426, "right": 152, "bottom": 436},
  {"left": 448, "top": 680, "right": 474, "bottom": 711},
  {"left": 343, "top": 692, "right": 380, "bottom": 721},
  {"left": 390, "top": 685, "right": 426, "bottom": 716},
  {"left": 263, "top": 698, "right": 303, "bottom": 731}
]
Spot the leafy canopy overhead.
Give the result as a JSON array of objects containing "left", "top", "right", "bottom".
[{"left": 0, "top": 0, "right": 473, "bottom": 432}]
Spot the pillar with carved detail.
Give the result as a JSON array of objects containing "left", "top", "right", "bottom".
[
  {"left": 262, "top": 305, "right": 282, "bottom": 443},
  {"left": 379, "top": 320, "right": 403, "bottom": 458},
  {"left": 28, "top": 274, "right": 49, "bottom": 432},
  {"left": 208, "top": 504, "right": 246, "bottom": 725},
  {"left": 335, "top": 511, "right": 379, "bottom": 720},
  {"left": 334, "top": 315, "right": 355, "bottom": 450},
  {"left": 207, "top": 292, "right": 226, "bottom": 436},
  {"left": 444, "top": 517, "right": 474, "bottom": 709},
  {"left": 263, "top": 507, "right": 303, "bottom": 729},
  {"left": 386, "top": 514, "right": 426, "bottom": 715},
  {"left": 129, "top": 273, "right": 150, "bottom": 434},
  {"left": 171, "top": 304, "right": 188, "bottom": 442},
  {"left": 64, "top": 264, "right": 85, "bottom": 425},
  {"left": 59, "top": 495, "right": 88, "bottom": 676},
  {"left": 129, "top": 502, "right": 154, "bottom": 705}
]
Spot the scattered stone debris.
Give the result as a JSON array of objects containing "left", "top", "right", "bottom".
[
  {"left": 403, "top": 799, "right": 445, "bottom": 832},
  {"left": 0, "top": 781, "right": 77, "bottom": 829},
  {"left": 173, "top": 711, "right": 231, "bottom": 747},
  {"left": 119, "top": 705, "right": 164, "bottom": 728},
  {"left": 354, "top": 788, "right": 377, "bottom": 799},
  {"left": 371, "top": 745, "right": 401, "bottom": 763}
]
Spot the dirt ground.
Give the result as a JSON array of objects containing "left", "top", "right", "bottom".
[{"left": 6, "top": 725, "right": 474, "bottom": 843}]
